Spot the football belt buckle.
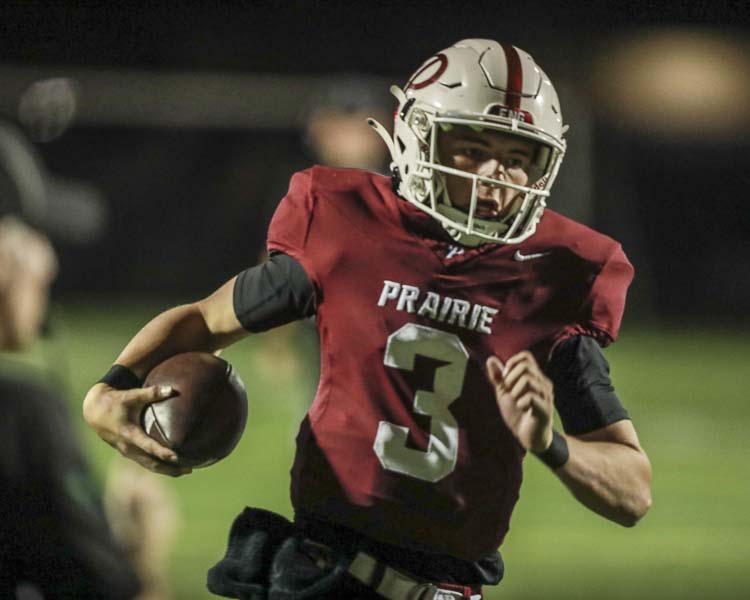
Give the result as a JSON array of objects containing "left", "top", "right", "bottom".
[{"left": 348, "top": 552, "right": 481, "bottom": 600}]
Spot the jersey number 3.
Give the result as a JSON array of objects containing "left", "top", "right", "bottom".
[{"left": 373, "top": 323, "right": 469, "bottom": 482}]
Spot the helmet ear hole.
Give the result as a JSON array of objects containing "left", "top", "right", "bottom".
[
  {"left": 396, "top": 136, "right": 406, "bottom": 153},
  {"left": 390, "top": 167, "right": 402, "bottom": 193}
]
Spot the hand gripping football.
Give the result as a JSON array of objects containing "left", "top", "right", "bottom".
[{"left": 141, "top": 352, "right": 248, "bottom": 468}]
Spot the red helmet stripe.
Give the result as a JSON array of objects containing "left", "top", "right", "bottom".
[{"left": 500, "top": 43, "right": 523, "bottom": 111}]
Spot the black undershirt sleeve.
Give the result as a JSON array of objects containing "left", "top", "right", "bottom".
[
  {"left": 545, "top": 335, "right": 630, "bottom": 436},
  {"left": 233, "top": 252, "right": 316, "bottom": 332}
]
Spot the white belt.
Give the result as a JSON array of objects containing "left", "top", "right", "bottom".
[{"left": 348, "top": 552, "right": 482, "bottom": 600}]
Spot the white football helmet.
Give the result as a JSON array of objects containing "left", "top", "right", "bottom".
[{"left": 369, "top": 39, "right": 567, "bottom": 246}]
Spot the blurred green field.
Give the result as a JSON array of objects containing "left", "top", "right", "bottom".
[{"left": 7, "top": 299, "right": 750, "bottom": 599}]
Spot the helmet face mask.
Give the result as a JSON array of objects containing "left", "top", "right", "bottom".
[{"left": 369, "top": 39, "right": 568, "bottom": 246}]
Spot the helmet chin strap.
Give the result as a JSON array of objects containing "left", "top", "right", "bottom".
[
  {"left": 445, "top": 225, "right": 480, "bottom": 247},
  {"left": 437, "top": 201, "right": 515, "bottom": 247}
]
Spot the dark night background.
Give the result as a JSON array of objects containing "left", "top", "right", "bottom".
[
  {"left": 1, "top": 0, "right": 749, "bottom": 322},
  {"left": 2, "top": 5, "right": 749, "bottom": 600}
]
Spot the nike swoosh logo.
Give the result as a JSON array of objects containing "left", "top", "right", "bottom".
[{"left": 514, "top": 250, "right": 551, "bottom": 262}]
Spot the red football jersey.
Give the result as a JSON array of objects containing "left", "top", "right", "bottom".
[{"left": 267, "top": 166, "right": 633, "bottom": 560}]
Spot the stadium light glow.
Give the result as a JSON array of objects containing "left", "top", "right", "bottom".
[{"left": 592, "top": 29, "right": 750, "bottom": 138}]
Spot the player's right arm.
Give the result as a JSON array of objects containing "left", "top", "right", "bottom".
[
  {"left": 83, "top": 252, "right": 316, "bottom": 475},
  {"left": 82, "top": 276, "right": 245, "bottom": 476}
]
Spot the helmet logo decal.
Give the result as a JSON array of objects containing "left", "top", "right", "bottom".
[
  {"left": 499, "top": 44, "right": 523, "bottom": 111},
  {"left": 406, "top": 53, "right": 449, "bottom": 91}
]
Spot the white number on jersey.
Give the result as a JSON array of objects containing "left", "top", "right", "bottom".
[{"left": 373, "top": 323, "right": 469, "bottom": 482}]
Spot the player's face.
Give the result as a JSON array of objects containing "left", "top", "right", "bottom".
[{"left": 437, "top": 126, "right": 536, "bottom": 220}]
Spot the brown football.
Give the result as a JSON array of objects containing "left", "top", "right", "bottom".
[{"left": 141, "top": 352, "right": 248, "bottom": 468}]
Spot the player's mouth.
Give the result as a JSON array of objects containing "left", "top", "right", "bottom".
[
  {"left": 474, "top": 185, "right": 522, "bottom": 220},
  {"left": 475, "top": 198, "right": 501, "bottom": 219}
]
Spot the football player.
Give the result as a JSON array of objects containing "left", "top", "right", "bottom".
[{"left": 84, "top": 40, "right": 652, "bottom": 599}]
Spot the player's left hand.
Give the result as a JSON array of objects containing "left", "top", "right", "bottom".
[{"left": 486, "top": 351, "right": 554, "bottom": 453}]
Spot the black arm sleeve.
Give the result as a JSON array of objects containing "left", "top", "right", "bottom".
[
  {"left": 233, "top": 252, "right": 316, "bottom": 332},
  {"left": 545, "top": 335, "right": 630, "bottom": 436}
]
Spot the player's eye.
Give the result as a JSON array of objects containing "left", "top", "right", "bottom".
[
  {"left": 504, "top": 157, "right": 527, "bottom": 170},
  {"left": 461, "top": 147, "right": 488, "bottom": 161}
]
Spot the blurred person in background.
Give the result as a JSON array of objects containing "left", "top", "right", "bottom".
[
  {"left": 256, "top": 77, "right": 393, "bottom": 407},
  {"left": 0, "top": 214, "right": 141, "bottom": 599},
  {"left": 103, "top": 457, "right": 180, "bottom": 600},
  {"left": 84, "top": 40, "right": 651, "bottom": 599},
  {"left": 0, "top": 118, "right": 175, "bottom": 600},
  {"left": 301, "top": 76, "right": 392, "bottom": 173}
]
